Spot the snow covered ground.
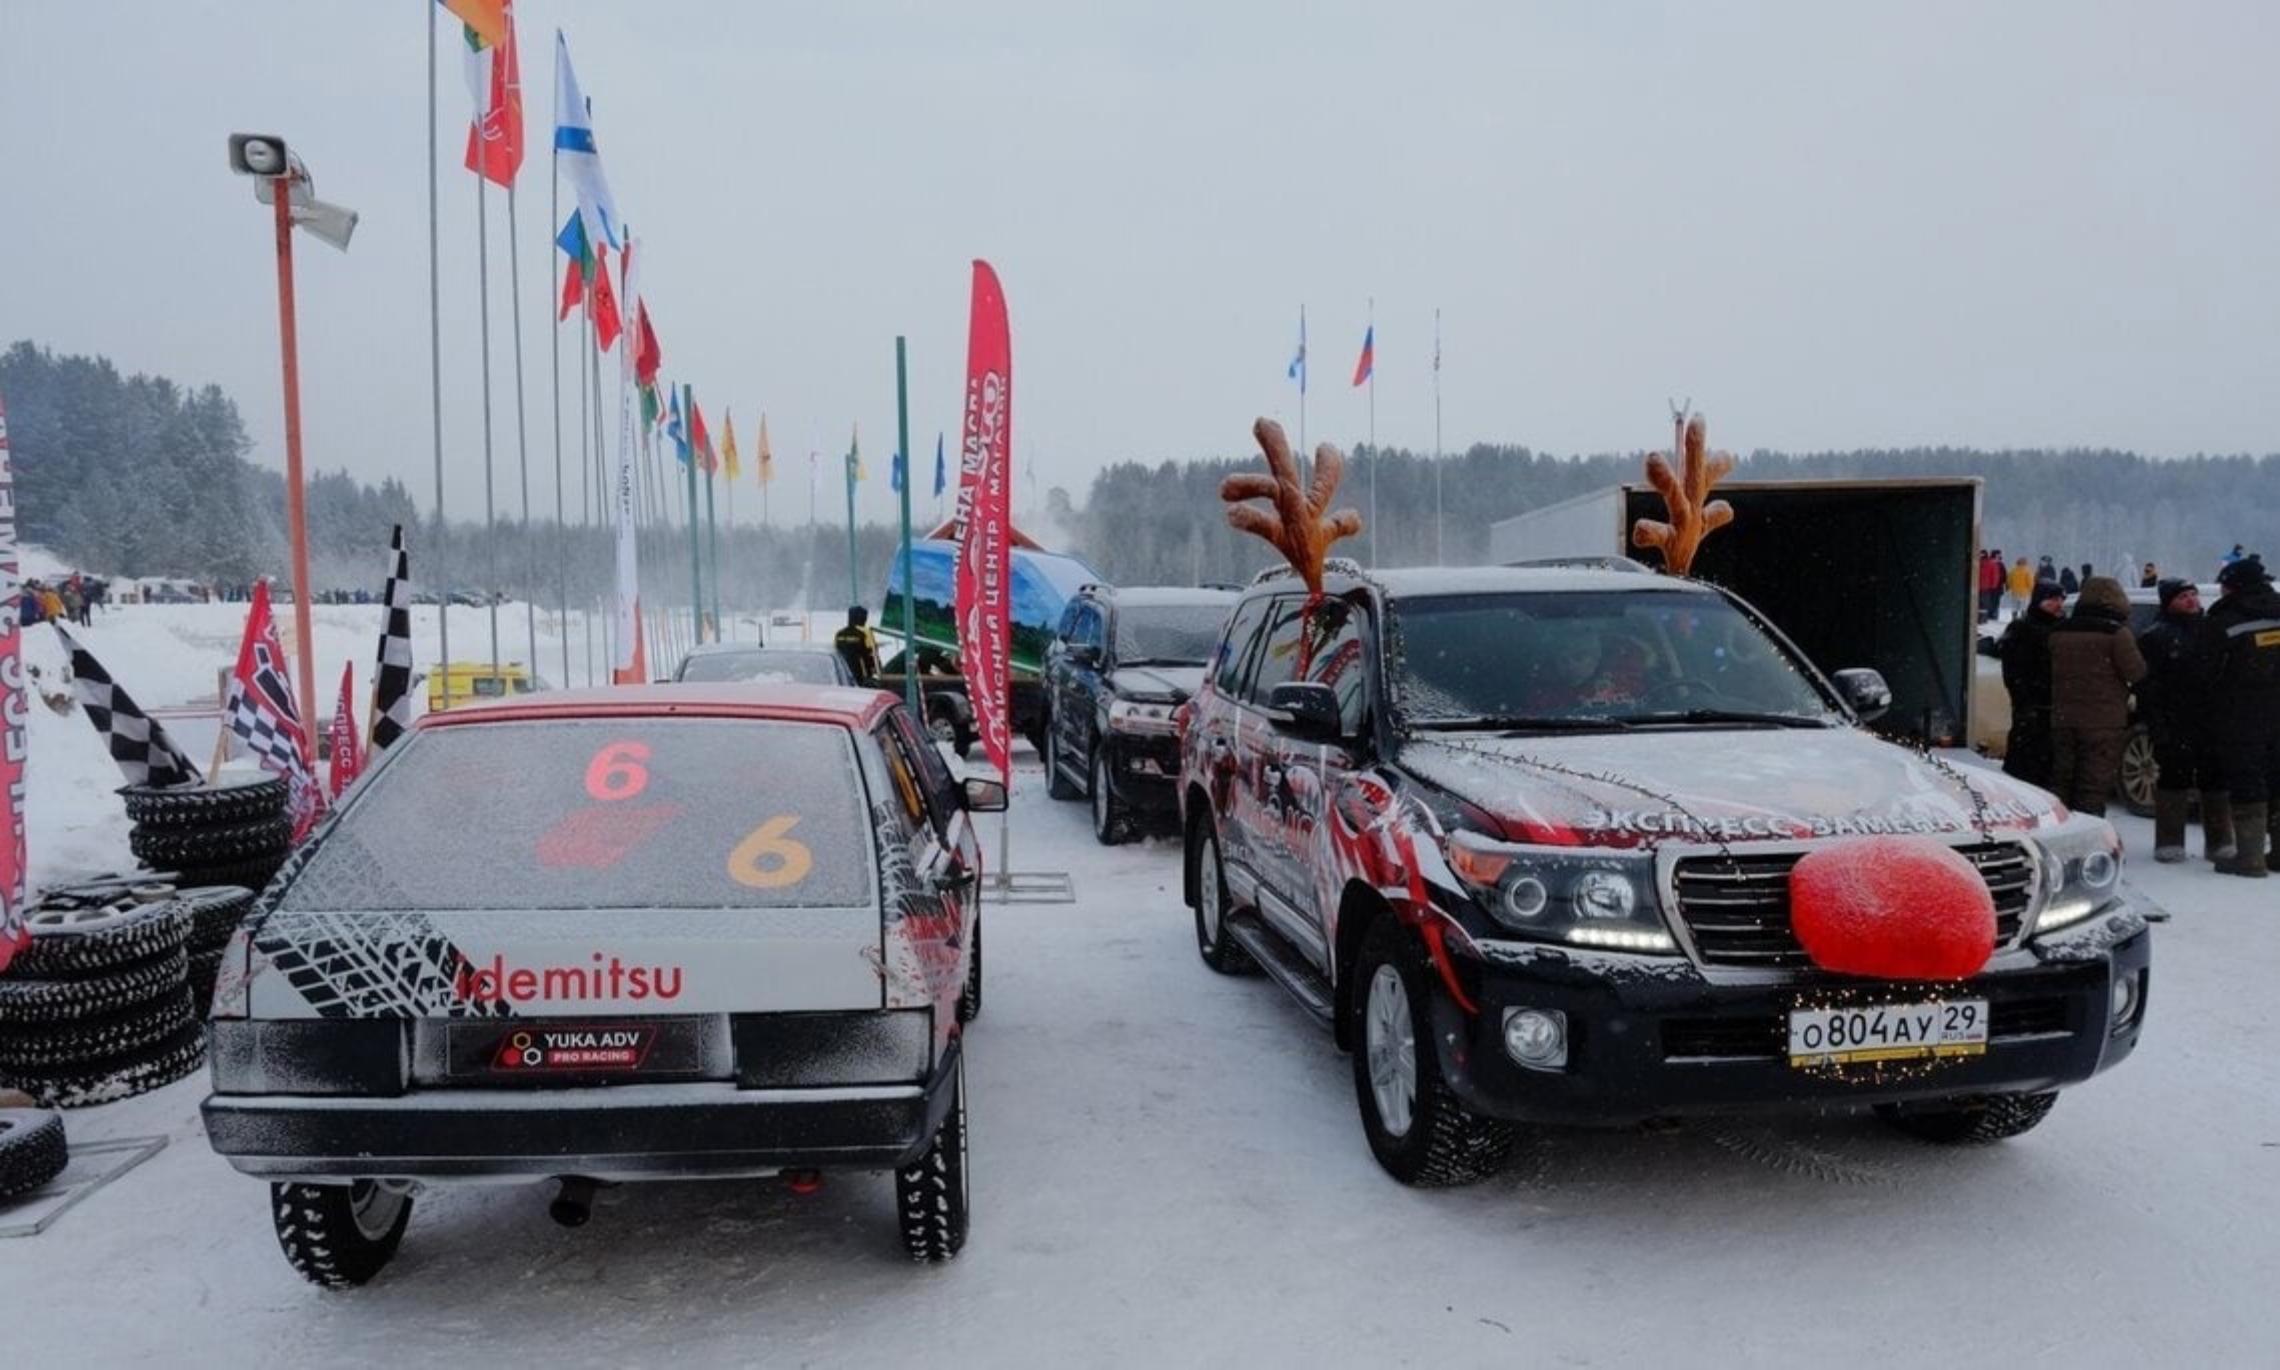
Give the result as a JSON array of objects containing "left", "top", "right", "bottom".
[{"left": 7, "top": 613, "right": 2280, "bottom": 1366}]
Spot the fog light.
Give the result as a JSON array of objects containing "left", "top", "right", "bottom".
[
  {"left": 2110, "top": 972, "right": 2140, "bottom": 1029},
  {"left": 1502, "top": 1007, "right": 1567, "bottom": 1071}
]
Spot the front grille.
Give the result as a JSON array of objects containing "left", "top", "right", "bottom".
[
  {"left": 1670, "top": 842, "right": 2036, "bottom": 970},
  {"left": 1660, "top": 994, "right": 2076, "bottom": 1062}
]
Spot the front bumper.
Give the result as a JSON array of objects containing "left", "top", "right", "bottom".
[
  {"left": 1103, "top": 732, "right": 1182, "bottom": 818},
  {"left": 1434, "top": 908, "right": 2151, "bottom": 1126},
  {"left": 202, "top": 1043, "right": 961, "bottom": 1184}
]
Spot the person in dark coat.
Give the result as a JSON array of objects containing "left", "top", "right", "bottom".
[
  {"left": 2058, "top": 564, "right": 2081, "bottom": 595},
  {"left": 2000, "top": 581, "right": 2067, "bottom": 789},
  {"left": 2201, "top": 555, "right": 2280, "bottom": 877},
  {"left": 833, "top": 605, "right": 880, "bottom": 687},
  {"left": 2137, "top": 579, "right": 2231, "bottom": 862},
  {"left": 2047, "top": 576, "right": 2147, "bottom": 817}
]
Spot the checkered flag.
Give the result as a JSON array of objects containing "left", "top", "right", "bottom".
[
  {"left": 369, "top": 523, "right": 413, "bottom": 753},
  {"left": 54, "top": 624, "right": 204, "bottom": 788},
  {"left": 226, "top": 581, "right": 323, "bottom": 838}
]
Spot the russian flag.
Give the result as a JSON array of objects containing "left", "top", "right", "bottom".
[{"left": 1352, "top": 325, "right": 1374, "bottom": 387}]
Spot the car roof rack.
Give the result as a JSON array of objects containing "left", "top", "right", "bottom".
[{"left": 1502, "top": 555, "right": 1656, "bottom": 573}]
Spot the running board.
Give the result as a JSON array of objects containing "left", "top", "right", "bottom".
[{"left": 1223, "top": 912, "right": 1335, "bottom": 1026}]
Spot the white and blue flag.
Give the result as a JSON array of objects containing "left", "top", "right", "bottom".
[{"left": 553, "top": 31, "right": 622, "bottom": 250}]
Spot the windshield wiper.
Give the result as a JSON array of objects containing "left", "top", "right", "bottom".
[
  {"left": 1117, "top": 656, "right": 1201, "bottom": 668},
  {"left": 1618, "top": 709, "right": 1830, "bottom": 729},
  {"left": 1412, "top": 715, "right": 1626, "bottom": 733}
]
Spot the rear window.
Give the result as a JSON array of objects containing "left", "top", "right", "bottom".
[
  {"left": 279, "top": 719, "right": 874, "bottom": 911},
  {"left": 678, "top": 650, "right": 842, "bottom": 684}
]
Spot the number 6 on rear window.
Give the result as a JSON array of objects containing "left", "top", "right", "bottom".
[
  {"left": 728, "top": 814, "right": 813, "bottom": 889},
  {"left": 585, "top": 741, "right": 651, "bottom": 801}
]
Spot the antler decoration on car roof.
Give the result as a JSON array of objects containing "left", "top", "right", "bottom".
[
  {"left": 1629, "top": 408, "right": 1736, "bottom": 578},
  {"left": 1221, "top": 418, "right": 1364, "bottom": 596}
]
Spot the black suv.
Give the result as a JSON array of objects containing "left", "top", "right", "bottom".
[
  {"left": 1042, "top": 585, "right": 1237, "bottom": 843},
  {"left": 1180, "top": 563, "right": 2151, "bottom": 1186}
]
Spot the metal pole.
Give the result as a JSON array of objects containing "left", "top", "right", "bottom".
[
  {"left": 895, "top": 337, "right": 918, "bottom": 714},
  {"left": 592, "top": 320, "right": 611, "bottom": 669},
  {"left": 426, "top": 0, "right": 452, "bottom": 708},
  {"left": 549, "top": 138, "right": 570, "bottom": 692},
  {"left": 845, "top": 441, "right": 860, "bottom": 611},
  {"left": 578, "top": 292, "right": 593, "bottom": 684},
  {"left": 508, "top": 186, "right": 537, "bottom": 681},
  {"left": 270, "top": 181, "right": 319, "bottom": 738},
  {"left": 1433, "top": 306, "right": 1443, "bottom": 565},
  {"left": 476, "top": 177, "right": 502, "bottom": 686},
  {"left": 684, "top": 384, "right": 704, "bottom": 643},
  {"left": 1367, "top": 296, "right": 1377, "bottom": 568},
  {"left": 704, "top": 457, "right": 720, "bottom": 640},
  {"left": 1297, "top": 303, "right": 1306, "bottom": 461}
]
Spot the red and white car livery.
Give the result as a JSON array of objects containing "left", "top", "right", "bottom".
[
  {"left": 202, "top": 684, "right": 1001, "bottom": 1285},
  {"left": 1179, "top": 564, "right": 2153, "bottom": 1187}
]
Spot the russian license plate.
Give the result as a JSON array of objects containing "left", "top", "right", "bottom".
[{"left": 1787, "top": 999, "right": 1988, "bottom": 1067}]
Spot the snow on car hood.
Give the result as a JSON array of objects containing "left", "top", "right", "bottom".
[
  {"left": 1399, "top": 726, "right": 2057, "bottom": 849},
  {"left": 1109, "top": 665, "right": 1205, "bottom": 702}
]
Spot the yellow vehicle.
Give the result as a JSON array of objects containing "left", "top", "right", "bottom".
[{"left": 424, "top": 661, "right": 539, "bottom": 713}]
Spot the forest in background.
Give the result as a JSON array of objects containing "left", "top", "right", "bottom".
[{"left": 5, "top": 340, "right": 2273, "bottom": 615}]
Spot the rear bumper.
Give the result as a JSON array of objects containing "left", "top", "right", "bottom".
[
  {"left": 1435, "top": 909, "right": 2152, "bottom": 1126},
  {"left": 202, "top": 1044, "right": 960, "bottom": 1184}
]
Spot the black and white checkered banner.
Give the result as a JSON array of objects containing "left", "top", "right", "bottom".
[
  {"left": 54, "top": 623, "right": 204, "bottom": 788},
  {"left": 370, "top": 523, "right": 413, "bottom": 753}
]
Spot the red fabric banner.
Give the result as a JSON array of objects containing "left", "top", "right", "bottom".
[
  {"left": 327, "top": 660, "right": 364, "bottom": 799},
  {"left": 953, "top": 260, "right": 1014, "bottom": 782},
  {"left": 0, "top": 388, "right": 27, "bottom": 972},
  {"left": 461, "top": 0, "right": 523, "bottom": 187}
]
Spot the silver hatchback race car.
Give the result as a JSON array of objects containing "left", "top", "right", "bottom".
[{"left": 201, "top": 684, "right": 999, "bottom": 1285}]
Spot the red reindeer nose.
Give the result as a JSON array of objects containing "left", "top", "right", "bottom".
[{"left": 1789, "top": 837, "right": 1996, "bottom": 981}]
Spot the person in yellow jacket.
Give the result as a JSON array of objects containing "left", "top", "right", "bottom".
[{"left": 2005, "top": 556, "right": 2035, "bottom": 615}]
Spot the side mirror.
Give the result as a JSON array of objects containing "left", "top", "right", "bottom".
[
  {"left": 962, "top": 776, "right": 1008, "bottom": 812},
  {"left": 1267, "top": 681, "right": 1345, "bottom": 741},
  {"left": 1832, "top": 668, "right": 1892, "bottom": 722}
]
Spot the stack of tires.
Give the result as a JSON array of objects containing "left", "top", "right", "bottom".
[
  {"left": 0, "top": 890, "right": 209, "bottom": 1108},
  {"left": 122, "top": 774, "right": 293, "bottom": 894}
]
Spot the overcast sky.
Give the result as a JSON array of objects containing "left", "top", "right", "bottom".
[{"left": 3, "top": 1, "right": 2274, "bottom": 528}]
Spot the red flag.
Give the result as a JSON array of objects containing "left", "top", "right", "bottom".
[
  {"left": 691, "top": 399, "right": 716, "bottom": 473},
  {"left": 0, "top": 388, "right": 26, "bottom": 972},
  {"left": 953, "top": 259, "right": 1015, "bottom": 783},
  {"left": 225, "top": 582, "right": 324, "bottom": 841},
  {"left": 632, "top": 302, "right": 661, "bottom": 387},
  {"left": 460, "top": 1, "right": 523, "bottom": 186},
  {"left": 590, "top": 251, "right": 622, "bottom": 351},
  {"left": 327, "top": 661, "right": 365, "bottom": 799},
  {"left": 558, "top": 255, "right": 584, "bottom": 322}
]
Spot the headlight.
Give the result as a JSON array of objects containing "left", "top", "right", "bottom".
[
  {"left": 1107, "top": 699, "right": 1178, "bottom": 735},
  {"left": 2033, "top": 816, "right": 2124, "bottom": 937},
  {"left": 1447, "top": 831, "right": 1677, "bottom": 954}
]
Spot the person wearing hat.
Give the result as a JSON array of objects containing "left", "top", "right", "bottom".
[
  {"left": 1999, "top": 580, "right": 2068, "bottom": 789},
  {"left": 2138, "top": 578, "right": 2231, "bottom": 862},
  {"left": 2199, "top": 555, "right": 2280, "bottom": 877},
  {"left": 833, "top": 604, "right": 880, "bottom": 687},
  {"left": 2047, "top": 576, "right": 2147, "bottom": 817}
]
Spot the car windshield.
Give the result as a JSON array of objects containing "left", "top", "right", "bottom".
[
  {"left": 278, "top": 719, "right": 873, "bottom": 910},
  {"left": 1114, "top": 603, "right": 1229, "bottom": 664},
  {"left": 678, "top": 650, "right": 842, "bottom": 684},
  {"left": 1392, "top": 590, "right": 1838, "bottom": 729}
]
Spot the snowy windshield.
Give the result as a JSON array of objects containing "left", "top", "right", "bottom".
[
  {"left": 1392, "top": 591, "right": 1838, "bottom": 728},
  {"left": 279, "top": 720, "right": 874, "bottom": 910},
  {"left": 1116, "top": 604, "right": 1231, "bottom": 664},
  {"left": 677, "top": 649, "right": 843, "bottom": 684}
]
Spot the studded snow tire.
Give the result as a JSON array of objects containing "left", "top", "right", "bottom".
[
  {"left": 10, "top": 899, "right": 190, "bottom": 979},
  {"left": 118, "top": 775, "right": 288, "bottom": 829},
  {"left": 895, "top": 1055, "right": 970, "bottom": 1262},
  {"left": 269, "top": 1181, "right": 413, "bottom": 1288},
  {"left": 1351, "top": 917, "right": 1515, "bottom": 1188},
  {"left": 0, "top": 1108, "right": 69, "bottom": 1201},
  {"left": 130, "top": 816, "right": 293, "bottom": 870},
  {"left": 0, "top": 946, "right": 188, "bottom": 1022},
  {"left": 1876, "top": 1091, "right": 2060, "bottom": 1145},
  {"left": 0, "top": 1020, "right": 206, "bottom": 1110},
  {"left": 0, "top": 987, "right": 197, "bottom": 1072}
]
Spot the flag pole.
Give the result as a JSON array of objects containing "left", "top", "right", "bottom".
[
  {"left": 895, "top": 337, "right": 918, "bottom": 715},
  {"left": 1433, "top": 306, "right": 1443, "bottom": 565},
  {"left": 1298, "top": 303, "right": 1307, "bottom": 460},
  {"left": 723, "top": 450, "right": 735, "bottom": 635},
  {"left": 578, "top": 284, "right": 593, "bottom": 684},
  {"left": 475, "top": 176, "right": 503, "bottom": 688},
  {"left": 425, "top": 0, "right": 452, "bottom": 708},
  {"left": 593, "top": 314, "right": 613, "bottom": 669},
  {"left": 845, "top": 433, "right": 860, "bottom": 611},
  {"left": 549, "top": 130, "right": 570, "bottom": 692},
  {"left": 683, "top": 384, "right": 704, "bottom": 643},
  {"left": 704, "top": 451, "right": 721, "bottom": 641},
  {"left": 508, "top": 185, "right": 538, "bottom": 683},
  {"left": 1366, "top": 296, "right": 1377, "bottom": 567}
]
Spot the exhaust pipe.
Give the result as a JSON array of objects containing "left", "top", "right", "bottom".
[{"left": 549, "top": 1176, "right": 600, "bottom": 1228}]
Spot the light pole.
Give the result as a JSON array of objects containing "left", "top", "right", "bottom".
[{"left": 228, "top": 134, "right": 356, "bottom": 741}]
